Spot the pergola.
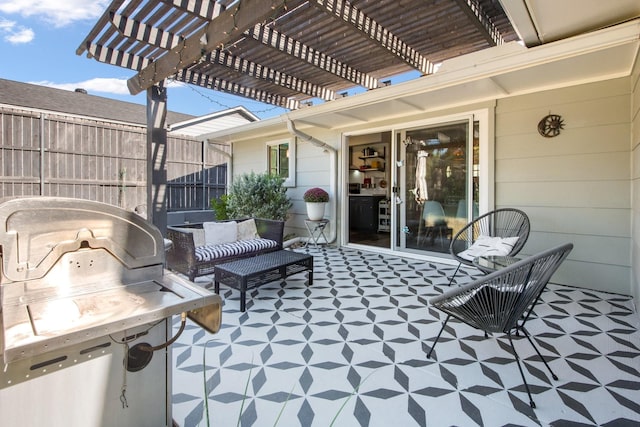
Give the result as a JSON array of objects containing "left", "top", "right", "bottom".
[{"left": 76, "top": 0, "right": 518, "bottom": 110}]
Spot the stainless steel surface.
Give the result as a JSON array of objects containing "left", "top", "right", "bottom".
[
  {"left": 0, "top": 196, "right": 222, "bottom": 427},
  {"left": 2, "top": 269, "right": 217, "bottom": 363},
  {"left": 0, "top": 321, "right": 173, "bottom": 427},
  {"left": 0, "top": 197, "right": 221, "bottom": 363}
]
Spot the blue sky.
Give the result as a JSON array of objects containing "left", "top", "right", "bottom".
[
  {"left": 0, "top": 1, "right": 423, "bottom": 121},
  {"left": 0, "top": 0, "right": 288, "bottom": 119}
]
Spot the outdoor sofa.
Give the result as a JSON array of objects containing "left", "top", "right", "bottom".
[{"left": 166, "top": 218, "right": 284, "bottom": 282}]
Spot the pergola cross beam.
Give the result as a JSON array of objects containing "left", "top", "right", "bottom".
[
  {"left": 110, "top": 10, "right": 336, "bottom": 101},
  {"left": 127, "top": 0, "right": 289, "bottom": 95},
  {"left": 245, "top": 23, "right": 380, "bottom": 90},
  {"left": 208, "top": 50, "right": 336, "bottom": 101},
  {"left": 110, "top": 12, "right": 183, "bottom": 50},
  {"left": 174, "top": 69, "right": 300, "bottom": 110},
  {"left": 453, "top": 0, "right": 504, "bottom": 46},
  {"left": 159, "top": 0, "right": 224, "bottom": 21},
  {"left": 309, "top": 0, "right": 435, "bottom": 75},
  {"left": 87, "top": 43, "right": 150, "bottom": 71}
]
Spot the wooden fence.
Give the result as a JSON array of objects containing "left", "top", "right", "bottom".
[{"left": 0, "top": 106, "right": 228, "bottom": 212}]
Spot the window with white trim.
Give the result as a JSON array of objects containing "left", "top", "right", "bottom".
[{"left": 267, "top": 139, "right": 296, "bottom": 187}]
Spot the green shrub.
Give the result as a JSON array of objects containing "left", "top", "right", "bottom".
[
  {"left": 225, "top": 172, "right": 292, "bottom": 221},
  {"left": 210, "top": 194, "right": 229, "bottom": 220}
]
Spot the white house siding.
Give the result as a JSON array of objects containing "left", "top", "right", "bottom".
[
  {"left": 227, "top": 79, "right": 635, "bottom": 296},
  {"left": 231, "top": 129, "right": 336, "bottom": 240},
  {"left": 495, "top": 78, "right": 632, "bottom": 294},
  {"left": 631, "top": 54, "right": 640, "bottom": 311}
]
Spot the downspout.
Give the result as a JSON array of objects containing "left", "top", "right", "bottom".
[{"left": 286, "top": 119, "right": 337, "bottom": 245}]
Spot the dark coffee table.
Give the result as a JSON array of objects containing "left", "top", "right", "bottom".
[{"left": 214, "top": 250, "right": 314, "bottom": 311}]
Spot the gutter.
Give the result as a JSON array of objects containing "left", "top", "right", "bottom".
[{"left": 286, "top": 119, "right": 337, "bottom": 245}]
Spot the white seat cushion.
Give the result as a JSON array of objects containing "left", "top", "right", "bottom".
[
  {"left": 203, "top": 221, "right": 238, "bottom": 245},
  {"left": 458, "top": 235, "right": 519, "bottom": 262}
]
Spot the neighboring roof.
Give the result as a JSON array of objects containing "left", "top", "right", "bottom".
[
  {"left": 168, "top": 106, "right": 259, "bottom": 137},
  {"left": 0, "top": 78, "right": 193, "bottom": 126},
  {"left": 78, "top": 0, "right": 518, "bottom": 110}
]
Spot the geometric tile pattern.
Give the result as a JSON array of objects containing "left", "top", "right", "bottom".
[{"left": 171, "top": 246, "right": 640, "bottom": 427}]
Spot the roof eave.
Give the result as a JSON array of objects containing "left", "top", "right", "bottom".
[{"left": 198, "top": 18, "right": 640, "bottom": 142}]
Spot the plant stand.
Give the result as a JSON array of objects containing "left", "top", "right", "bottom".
[{"left": 304, "top": 218, "right": 330, "bottom": 247}]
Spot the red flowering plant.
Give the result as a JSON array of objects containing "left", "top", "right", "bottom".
[{"left": 303, "top": 187, "right": 329, "bottom": 203}]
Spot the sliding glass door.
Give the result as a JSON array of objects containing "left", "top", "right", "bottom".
[{"left": 395, "top": 117, "right": 480, "bottom": 256}]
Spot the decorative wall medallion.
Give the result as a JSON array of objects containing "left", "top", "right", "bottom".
[{"left": 537, "top": 113, "right": 564, "bottom": 138}]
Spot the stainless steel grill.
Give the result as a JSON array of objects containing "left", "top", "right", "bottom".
[{"left": 0, "top": 197, "right": 221, "bottom": 427}]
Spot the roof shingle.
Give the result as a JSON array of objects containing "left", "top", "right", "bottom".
[{"left": 0, "top": 78, "right": 193, "bottom": 126}]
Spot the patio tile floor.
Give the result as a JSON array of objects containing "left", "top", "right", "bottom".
[{"left": 171, "top": 246, "right": 640, "bottom": 427}]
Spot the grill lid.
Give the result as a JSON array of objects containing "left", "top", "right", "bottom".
[
  {"left": 0, "top": 197, "right": 163, "bottom": 283},
  {"left": 0, "top": 197, "right": 220, "bottom": 364}
]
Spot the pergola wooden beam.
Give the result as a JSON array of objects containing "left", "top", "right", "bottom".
[
  {"left": 207, "top": 50, "right": 336, "bottom": 101},
  {"left": 127, "top": 0, "right": 289, "bottom": 95},
  {"left": 110, "top": 12, "right": 183, "bottom": 50},
  {"left": 159, "top": 0, "right": 224, "bottom": 20},
  {"left": 453, "top": 0, "right": 504, "bottom": 45},
  {"left": 87, "top": 43, "right": 150, "bottom": 71},
  {"left": 76, "top": 0, "right": 127, "bottom": 56},
  {"left": 309, "top": 0, "right": 435, "bottom": 75},
  {"left": 110, "top": 11, "right": 335, "bottom": 101},
  {"left": 164, "top": 0, "right": 385, "bottom": 92},
  {"left": 245, "top": 23, "right": 380, "bottom": 90},
  {"left": 174, "top": 69, "right": 300, "bottom": 110}
]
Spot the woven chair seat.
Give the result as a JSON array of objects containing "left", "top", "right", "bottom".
[
  {"left": 428, "top": 242, "right": 573, "bottom": 409},
  {"left": 448, "top": 208, "right": 530, "bottom": 286}
]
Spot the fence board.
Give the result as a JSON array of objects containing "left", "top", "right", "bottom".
[{"left": 0, "top": 106, "right": 227, "bottom": 212}]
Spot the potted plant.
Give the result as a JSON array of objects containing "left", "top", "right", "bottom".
[{"left": 303, "top": 187, "right": 329, "bottom": 220}]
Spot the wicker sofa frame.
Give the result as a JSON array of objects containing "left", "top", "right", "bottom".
[{"left": 166, "top": 218, "right": 284, "bottom": 281}]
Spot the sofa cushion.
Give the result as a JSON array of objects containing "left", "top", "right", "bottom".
[
  {"left": 237, "top": 219, "right": 259, "bottom": 240},
  {"left": 195, "top": 238, "right": 278, "bottom": 262},
  {"left": 203, "top": 221, "right": 238, "bottom": 245}
]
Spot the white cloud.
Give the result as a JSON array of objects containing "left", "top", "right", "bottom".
[
  {"left": 34, "top": 78, "right": 132, "bottom": 95},
  {"left": 0, "top": 17, "right": 32, "bottom": 43},
  {"left": 6, "top": 25, "right": 32, "bottom": 43},
  {"left": 0, "top": 17, "right": 11, "bottom": 29},
  {"left": 0, "top": 0, "right": 109, "bottom": 27}
]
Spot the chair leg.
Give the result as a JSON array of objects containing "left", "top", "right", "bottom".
[
  {"left": 517, "top": 291, "right": 545, "bottom": 335},
  {"left": 520, "top": 326, "right": 558, "bottom": 381},
  {"left": 427, "top": 315, "right": 450, "bottom": 358},
  {"left": 447, "top": 264, "right": 461, "bottom": 286},
  {"left": 506, "top": 332, "right": 536, "bottom": 409}
]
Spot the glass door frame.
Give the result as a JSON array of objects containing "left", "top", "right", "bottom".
[
  {"left": 391, "top": 109, "right": 491, "bottom": 257},
  {"left": 340, "top": 108, "right": 493, "bottom": 258}
]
